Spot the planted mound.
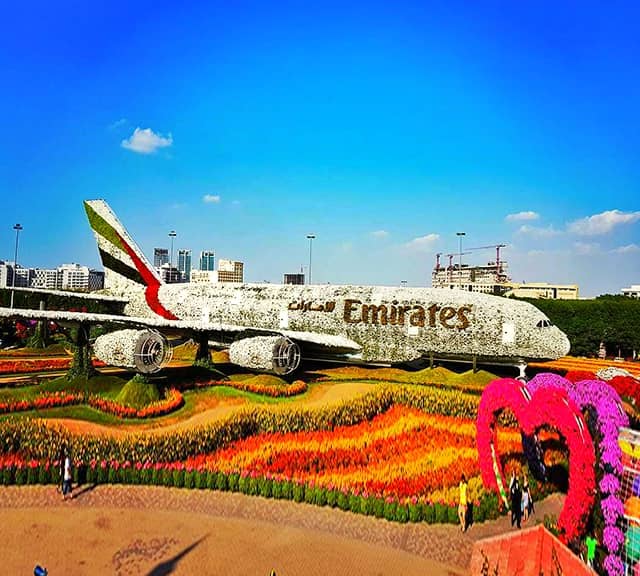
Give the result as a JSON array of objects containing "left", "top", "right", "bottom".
[
  {"left": 231, "top": 374, "right": 289, "bottom": 388},
  {"left": 313, "top": 365, "right": 497, "bottom": 391},
  {"left": 115, "top": 375, "right": 160, "bottom": 409}
]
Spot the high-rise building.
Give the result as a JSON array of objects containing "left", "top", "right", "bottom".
[
  {"left": 199, "top": 250, "right": 215, "bottom": 271},
  {"left": 153, "top": 248, "right": 169, "bottom": 268},
  {"left": 284, "top": 273, "right": 305, "bottom": 285},
  {"left": 178, "top": 249, "right": 192, "bottom": 282},
  {"left": 217, "top": 259, "right": 244, "bottom": 283}
]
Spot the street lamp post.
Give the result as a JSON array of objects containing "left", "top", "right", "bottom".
[
  {"left": 306, "top": 234, "right": 315, "bottom": 285},
  {"left": 10, "top": 224, "right": 23, "bottom": 309},
  {"left": 456, "top": 232, "right": 465, "bottom": 289},
  {"left": 168, "top": 231, "right": 176, "bottom": 283}
]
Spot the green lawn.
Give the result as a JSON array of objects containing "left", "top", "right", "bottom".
[{"left": 0, "top": 374, "right": 129, "bottom": 402}]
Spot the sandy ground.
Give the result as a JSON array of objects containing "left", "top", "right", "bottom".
[
  {"left": 3, "top": 507, "right": 462, "bottom": 576},
  {"left": 0, "top": 486, "right": 475, "bottom": 576}
]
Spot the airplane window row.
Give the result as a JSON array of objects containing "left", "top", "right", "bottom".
[{"left": 536, "top": 319, "right": 554, "bottom": 328}]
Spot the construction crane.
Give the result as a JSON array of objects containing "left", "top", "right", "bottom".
[{"left": 465, "top": 244, "right": 507, "bottom": 269}]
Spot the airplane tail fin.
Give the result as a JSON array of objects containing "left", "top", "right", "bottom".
[
  {"left": 84, "top": 199, "right": 161, "bottom": 291},
  {"left": 84, "top": 200, "right": 177, "bottom": 319}
]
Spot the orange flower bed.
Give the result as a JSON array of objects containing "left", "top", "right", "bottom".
[
  {"left": 530, "top": 356, "right": 640, "bottom": 377},
  {"left": 186, "top": 405, "right": 522, "bottom": 501}
]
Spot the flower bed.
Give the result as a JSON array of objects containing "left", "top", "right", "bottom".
[
  {"left": 0, "top": 403, "right": 531, "bottom": 524},
  {"left": 187, "top": 376, "right": 308, "bottom": 398},
  {"left": 0, "top": 385, "right": 486, "bottom": 464},
  {"left": 0, "top": 389, "right": 183, "bottom": 419},
  {"left": 184, "top": 406, "right": 521, "bottom": 502},
  {"left": 0, "top": 357, "right": 106, "bottom": 375}
]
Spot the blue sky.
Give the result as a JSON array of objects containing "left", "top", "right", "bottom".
[{"left": 1, "top": 1, "right": 638, "bottom": 297}]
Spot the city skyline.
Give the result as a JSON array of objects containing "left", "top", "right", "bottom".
[{"left": 1, "top": 2, "right": 639, "bottom": 296}]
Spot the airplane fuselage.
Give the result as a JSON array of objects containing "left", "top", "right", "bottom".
[{"left": 121, "top": 283, "right": 571, "bottom": 365}]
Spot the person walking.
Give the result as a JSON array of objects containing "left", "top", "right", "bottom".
[
  {"left": 458, "top": 474, "right": 468, "bottom": 532},
  {"left": 510, "top": 476, "right": 522, "bottom": 529},
  {"left": 522, "top": 477, "right": 532, "bottom": 522},
  {"left": 62, "top": 454, "right": 73, "bottom": 501}
]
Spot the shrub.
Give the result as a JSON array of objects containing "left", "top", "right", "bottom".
[
  {"left": 408, "top": 503, "right": 422, "bottom": 522},
  {"left": 337, "top": 491, "right": 349, "bottom": 511},
  {"left": 435, "top": 503, "right": 448, "bottom": 523},
  {"left": 383, "top": 501, "right": 397, "bottom": 521},
  {"left": 423, "top": 503, "right": 435, "bottom": 523},
  {"left": 115, "top": 375, "right": 160, "bottom": 409},
  {"left": 293, "top": 483, "right": 305, "bottom": 503}
]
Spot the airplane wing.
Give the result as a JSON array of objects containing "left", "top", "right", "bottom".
[
  {"left": 9, "top": 286, "right": 128, "bottom": 303},
  {"left": 0, "top": 306, "right": 361, "bottom": 353}
]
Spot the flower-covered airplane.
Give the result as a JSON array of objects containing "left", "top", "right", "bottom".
[{"left": 0, "top": 200, "right": 570, "bottom": 377}]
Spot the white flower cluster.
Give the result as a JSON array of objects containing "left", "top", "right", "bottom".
[
  {"left": 113, "top": 283, "right": 570, "bottom": 364},
  {"left": 228, "top": 335, "right": 285, "bottom": 372},
  {"left": 93, "top": 328, "right": 148, "bottom": 369},
  {"left": 597, "top": 367, "right": 638, "bottom": 381}
]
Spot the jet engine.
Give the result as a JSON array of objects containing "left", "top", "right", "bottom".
[
  {"left": 228, "top": 335, "right": 301, "bottom": 375},
  {"left": 93, "top": 329, "right": 172, "bottom": 374}
]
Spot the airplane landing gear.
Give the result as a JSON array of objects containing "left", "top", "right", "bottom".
[{"left": 516, "top": 363, "right": 528, "bottom": 383}]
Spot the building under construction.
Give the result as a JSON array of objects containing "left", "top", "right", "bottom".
[
  {"left": 431, "top": 244, "right": 580, "bottom": 299},
  {"left": 431, "top": 245, "right": 511, "bottom": 295}
]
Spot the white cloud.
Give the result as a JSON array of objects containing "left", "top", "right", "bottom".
[
  {"left": 371, "top": 230, "right": 389, "bottom": 238},
  {"left": 573, "top": 241, "right": 601, "bottom": 256},
  {"left": 517, "top": 225, "right": 561, "bottom": 238},
  {"left": 506, "top": 211, "right": 539, "bottom": 222},
  {"left": 568, "top": 209, "right": 640, "bottom": 236},
  {"left": 203, "top": 194, "right": 221, "bottom": 204},
  {"left": 611, "top": 244, "right": 640, "bottom": 254},
  {"left": 121, "top": 127, "right": 173, "bottom": 154},
  {"left": 109, "top": 118, "right": 128, "bottom": 130},
  {"left": 405, "top": 233, "right": 439, "bottom": 250}
]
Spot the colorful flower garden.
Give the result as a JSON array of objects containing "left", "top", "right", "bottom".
[{"left": 0, "top": 354, "right": 639, "bottom": 575}]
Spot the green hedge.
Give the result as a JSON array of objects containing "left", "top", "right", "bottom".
[{"left": 0, "top": 460, "right": 502, "bottom": 525}]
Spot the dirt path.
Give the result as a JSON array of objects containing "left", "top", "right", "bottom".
[
  {"left": 0, "top": 484, "right": 564, "bottom": 576},
  {"left": 44, "top": 382, "right": 378, "bottom": 437}
]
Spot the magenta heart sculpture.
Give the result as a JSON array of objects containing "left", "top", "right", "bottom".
[{"left": 476, "top": 378, "right": 596, "bottom": 544}]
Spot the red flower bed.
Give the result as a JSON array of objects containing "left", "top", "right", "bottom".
[
  {"left": 87, "top": 389, "right": 184, "bottom": 419},
  {"left": 0, "top": 357, "right": 106, "bottom": 375},
  {"left": 0, "top": 389, "right": 183, "bottom": 419},
  {"left": 0, "top": 391, "right": 83, "bottom": 413},
  {"left": 564, "top": 370, "right": 598, "bottom": 383}
]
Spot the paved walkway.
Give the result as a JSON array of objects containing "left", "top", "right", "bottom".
[{"left": 0, "top": 484, "right": 564, "bottom": 575}]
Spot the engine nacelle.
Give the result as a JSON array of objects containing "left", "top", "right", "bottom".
[
  {"left": 93, "top": 329, "right": 172, "bottom": 374},
  {"left": 228, "top": 336, "right": 301, "bottom": 375}
]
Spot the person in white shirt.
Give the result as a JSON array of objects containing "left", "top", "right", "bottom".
[{"left": 62, "top": 456, "right": 73, "bottom": 500}]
